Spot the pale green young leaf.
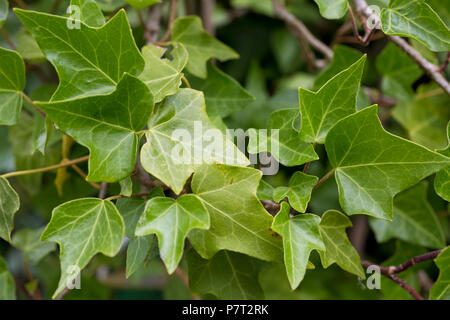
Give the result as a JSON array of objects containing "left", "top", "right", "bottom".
[
  {"left": 37, "top": 74, "right": 154, "bottom": 183},
  {"left": 369, "top": 182, "right": 445, "bottom": 249},
  {"left": 139, "top": 43, "right": 188, "bottom": 103},
  {"left": 136, "top": 195, "right": 209, "bottom": 274},
  {"left": 189, "top": 164, "right": 283, "bottom": 262},
  {"left": 186, "top": 249, "right": 265, "bottom": 299},
  {"left": 12, "top": 227, "right": 56, "bottom": 264},
  {"left": 0, "top": 256, "right": 15, "bottom": 300},
  {"left": 41, "top": 198, "right": 125, "bottom": 299},
  {"left": 125, "top": 0, "right": 160, "bottom": 9},
  {"left": 141, "top": 89, "right": 248, "bottom": 194},
  {"left": 0, "top": 177, "right": 20, "bottom": 242},
  {"left": 189, "top": 63, "right": 255, "bottom": 118},
  {"left": 248, "top": 109, "right": 318, "bottom": 166},
  {"left": 273, "top": 171, "right": 318, "bottom": 213},
  {"left": 434, "top": 122, "right": 450, "bottom": 201},
  {"left": 15, "top": 9, "right": 144, "bottom": 101},
  {"left": 171, "top": 16, "right": 239, "bottom": 78},
  {"left": 381, "top": 0, "right": 450, "bottom": 52},
  {"left": 272, "top": 203, "right": 324, "bottom": 289},
  {"left": 0, "top": 0, "right": 8, "bottom": 28},
  {"left": 70, "top": 0, "right": 105, "bottom": 27},
  {"left": 313, "top": 0, "right": 348, "bottom": 19},
  {"left": 119, "top": 177, "right": 133, "bottom": 197},
  {"left": 325, "top": 105, "right": 450, "bottom": 220},
  {"left": 430, "top": 247, "right": 450, "bottom": 300},
  {"left": 318, "top": 210, "right": 365, "bottom": 278},
  {"left": 16, "top": 29, "right": 45, "bottom": 62},
  {"left": 0, "top": 47, "right": 25, "bottom": 126},
  {"left": 299, "top": 55, "right": 366, "bottom": 144}
]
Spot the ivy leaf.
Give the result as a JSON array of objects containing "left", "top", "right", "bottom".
[
  {"left": 188, "top": 164, "right": 283, "bottom": 262},
  {"left": 0, "top": 47, "right": 26, "bottom": 126},
  {"left": 318, "top": 210, "right": 365, "bottom": 278},
  {"left": 325, "top": 105, "right": 450, "bottom": 220},
  {"left": 119, "top": 177, "right": 133, "bottom": 197},
  {"left": 141, "top": 89, "right": 248, "bottom": 194},
  {"left": 0, "top": 256, "right": 15, "bottom": 300},
  {"left": 370, "top": 182, "right": 445, "bottom": 249},
  {"left": 313, "top": 0, "right": 348, "bottom": 19},
  {"left": 381, "top": 0, "right": 450, "bottom": 52},
  {"left": 125, "top": 0, "right": 160, "bottom": 9},
  {"left": 70, "top": 0, "right": 105, "bottom": 27},
  {"left": 273, "top": 171, "right": 318, "bottom": 213},
  {"left": 435, "top": 122, "right": 450, "bottom": 201},
  {"left": 135, "top": 195, "right": 210, "bottom": 274},
  {"left": 272, "top": 202, "right": 325, "bottom": 289},
  {"left": 0, "top": 177, "right": 20, "bottom": 243},
  {"left": 0, "top": 0, "right": 8, "bottom": 28},
  {"left": 12, "top": 227, "right": 56, "bottom": 264},
  {"left": 41, "top": 198, "right": 125, "bottom": 299},
  {"left": 189, "top": 63, "right": 255, "bottom": 118},
  {"left": 376, "top": 43, "right": 423, "bottom": 101},
  {"left": 430, "top": 247, "right": 450, "bottom": 300},
  {"left": 393, "top": 85, "right": 450, "bottom": 150},
  {"left": 248, "top": 109, "right": 319, "bottom": 166},
  {"left": 257, "top": 179, "right": 275, "bottom": 201},
  {"left": 299, "top": 55, "right": 366, "bottom": 144},
  {"left": 186, "top": 249, "right": 265, "bottom": 299},
  {"left": 37, "top": 74, "right": 154, "bottom": 183},
  {"left": 139, "top": 43, "right": 188, "bottom": 103},
  {"left": 15, "top": 9, "right": 144, "bottom": 101},
  {"left": 171, "top": 16, "right": 239, "bottom": 78}
]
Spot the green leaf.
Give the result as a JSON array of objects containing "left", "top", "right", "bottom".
[
  {"left": 171, "top": 16, "right": 239, "bottom": 78},
  {"left": 186, "top": 249, "right": 265, "bottom": 299},
  {"left": 139, "top": 43, "right": 188, "bottom": 103},
  {"left": 0, "top": 256, "right": 15, "bottom": 300},
  {"left": 16, "top": 29, "right": 45, "bottom": 62},
  {"left": 370, "top": 182, "right": 445, "bottom": 249},
  {"left": 141, "top": 89, "right": 248, "bottom": 194},
  {"left": 393, "top": 85, "right": 450, "bottom": 150},
  {"left": 430, "top": 247, "right": 450, "bottom": 300},
  {"left": 0, "top": 47, "right": 25, "bottom": 126},
  {"left": 299, "top": 55, "right": 366, "bottom": 144},
  {"left": 41, "top": 198, "right": 125, "bottom": 299},
  {"left": 189, "top": 164, "right": 283, "bottom": 262},
  {"left": 381, "top": 0, "right": 450, "bottom": 52},
  {"left": 125, "top": 0, "right": 160, "bottom": 10},
  {"left": 313, "top": 0, "right": 348, "bottom": 19},
  {"left": 325, "top": 105, "right": 450, "bottom": 220},
  {"left": 96, "top": 0, "right": 126, "bottom": 12},
  {"left": 273, "top": 171, "right": 318, "bottom": 213},
  {"left": 272, "top": 203, "right": 324, "bottom": 289},
  {"left": 119, "top": 177, "right": 133, "bottom": 197},
  {"left": 189, "top": 63, "right": 255, "bottom": 118},
  {"left": 12, "top": 227, "right": 56, "bottom": 264},
  {"left": 318, "top": 210, "right": 365, "bottom": 278},
  {"left": 376, "top": 43, "right": 423, "bottom": 101},
  {"left": 0, "top": 0, "right": 8, "bottom": 28},
  {"left": 136, "top": 195, "right": 210, "bottom": 274},
  {"left": 435, "top": 122, "right": 450, "bottom": 201},
  {"left": 70, "top": 0, "right": 105, "bottom": 27},
  {"left": 0, "top": 177, "right": 20, "bottom": 242},
  {"left": 15, "top": 9, "right": 144, "bottom": 101},
  {"left": 248, "top": 109, "right": 319, "bottom": 166},
  {"left": 37, "top": 74, "right": 154, "bottom": 183},
  {"left": 257, "top": 179, "right": 275, "bottom": 201}
]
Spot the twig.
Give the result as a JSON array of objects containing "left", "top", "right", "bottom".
[
  {"left": 201, "top": 0, "right": 215, "bottom": 36},
  {"left": 313, "top": 168, "right": 336, "bottom": 190},
  {"left": 160, "top": 0, "right": 178, "bottom": 42},
  {"left": 347, "top": 4, "right": 375, "bottom": 46},
  {"left": 105, "top": 192, "right": 149, "bottom": 202},
  {"left": 1, "top": 29, "right": 16, "bottom": 50},
  {"left": 181, "top": 75, "right": 191, "bottom": 88},
  {"left": 70, "top": 164, "right": 102, "bottom": 190},
  {"left": 438, "top": 52, "right": 450, "bottom": 73},
  {"left": 23, "top": 258, "right": 43, "bottom": 300},
  {"left": 14, "top": 278, "right": 35, "bottom": 300},
  {"left": 98, "top": 182, "right": 108, "bottom": 199},
  {"left": 388, "top": 274, "right": 424, "bottom": 300}
]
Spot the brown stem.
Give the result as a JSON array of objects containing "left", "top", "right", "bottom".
[
  {"left": 70, "top": 164, "right": 102, "bottom": 190},
  {"left": 438, "top": 52, "right": 450, "bottom": 73},
  {"left": 98, "top": 182, "right": 109, "bottom": 199},
  {"left": 22, "top": 258, "right": 43, "bottom": 300},
  {"left": 1, "top": 29, "right": 16, "bottom": 50},
  {"left": 160, "top": 0, "right": 178, "bottom": 42},
  {"left": 388, "top": 274, "right": 424, "bottom": 300},
  {"left": 14, "top": 278, "right": 35, "bottom": 300},
  {"left": 313, "top": 168, "right": 336, "bottom": 190}
]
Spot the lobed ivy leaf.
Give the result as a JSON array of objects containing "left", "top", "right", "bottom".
[
  {"left": 186, "top": 249, "right": 265, "bottom": 299},
  {"left": 313, "top": 0, "right": 348, "bottom": 20},
  {"left": 434, "top": 122, "right": 450, "bottom": 201},
  {"left": 0, "top": 256, "right": 15, "bottom": 300},
  {"left": 272, "top": 202, "right": 324, "bottom": 289},
  {"left": 171, "top": 16, "right": 239, "bottom": 78},
  {"left": 139, "top": 43, "right": 188, "bottom": 103},
  {"left": 12, "top": 227, "right": 56, "bottom": 264},
  {"left": 273, "top": 171, "right": 318, "bottom": 213},
  {"left": 248, "top": 108, "right": 318, "bottom": 166},
  {"left": 325, "top": 105, "right": 450, "bottom": 220},
  {"left": 299, "top": 55, "right": 366, "bottom": 144},
  {"left": 125, "top": 0, "right": 160, "bottom": 9},
  {"left": 36, "top": 74, "right": 154, "bottom": 183},
  {"left": 318, "top": 210, "right": 365, "bottom": 278},
  {"left": 0, "top": 0, "right": 7, "bottom": 28},
  {"left": 136, "top": 195, "right": 210, "bottom": 274},
  {"left": 430, "top": 247, "right": 450, "bottom": 300},
  {"left": 189, "top": 164, "right": 283, "bottom": 262},
  {"left": 381, "top": 0, "right": 450, "bottom": 52},
  {"left": 0, "top": 177, "right": 20, "bottom": 242},
  {"left": 41, "top": 198, "right": 125, "bottom": 299},
  {"left": 141, "top": 89, "right": 248, "bottom": 194},
  {"left": 369, "top": 182, "right": 444, "bottom": 249},
  {"left": 0, "top": 47, "right": 26, "bottom": 126},
  {"left": 70, "top": 0, "right": 105, "bottom": 27},
  {"left": 189, "top": 63, "right": 255, "bottom": 118},
  {"left": 15, "top": 9, "right": 144, "bottom": 101}
]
